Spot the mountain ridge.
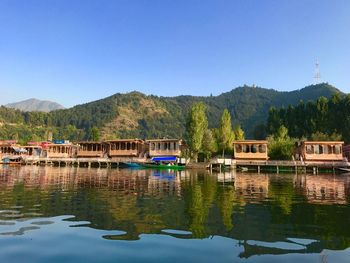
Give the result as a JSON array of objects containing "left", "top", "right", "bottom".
[
  {"left": 5, "top": 98, "right": 65, "bottom": 112},
  {"left": 0, "top": 83, "right": 344, "bottom": 142}
]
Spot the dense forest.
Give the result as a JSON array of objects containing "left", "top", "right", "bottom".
[
  {"left": 0, "top": 83, "right": 342, "bottom": 144},
  {"left": 267, "top": 92, "right": 350, "bottom": 143}
]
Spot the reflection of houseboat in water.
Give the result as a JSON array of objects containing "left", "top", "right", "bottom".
[
  {"left": 148, "top": 170, "right": 182, "bottom": 197},
  {"left": 234, "top": 174, "right": 269, "bottom": 200},
  {"left": 217, "top": 171, "right": 235, "bottom": 183},
  {"left": 296, "top": 174, "right": 349, "bottom": 204}
]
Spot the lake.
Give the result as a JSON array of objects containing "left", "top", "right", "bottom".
[{"left": 0, "top": 166, "right": 349, "bottom": 262}]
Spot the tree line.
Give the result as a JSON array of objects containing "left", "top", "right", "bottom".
[{"left": 186, "top": 102, "right": 244, "bottom": 161}]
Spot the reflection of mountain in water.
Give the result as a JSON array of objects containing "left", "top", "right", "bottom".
[{"left": 0, "top": 166, "right": 349, "bottom": 258}]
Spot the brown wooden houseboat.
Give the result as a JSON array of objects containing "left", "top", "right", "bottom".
[
  {"left": 146, "top": 139, "right": 183, "bottom": 157},
  {"left": 77, "top": 141, "right": 106, "bottom": 158},
  {"left": 295, "top": 141, "right": 344, "bottom": 162},
  {"left": 106, "top": 139, "right": 145, "bottom": 157},
  {"left": 233, "top": 140, "right": 268, "bottom": 160}
]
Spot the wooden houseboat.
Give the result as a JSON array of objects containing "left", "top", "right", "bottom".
[
  {"left": 233, "top": 140, "right": 268, "bottom": 160},
  {"left": 146, "top": 139, "right": 183, "bottom": 157},
  {"left": 0, "top": 141, "right": 26, "bottom": 164},
  {"left": 45, "top": 143, "right": 73, "bottom": 158},
  {"left": 77, "top": 141, "right": 106, "bottom": 158},
  {"left": 343, "top": 144, "right": 350, "bottom": 162},
  {"left": 23, "top": 145, "right": 42, "bottom": 157},
  {"left": 106, "top": 139, "right": 145, "bottom": 157},
  {"left": 295, "top": 141, "right": 344, "bottom": 163}
]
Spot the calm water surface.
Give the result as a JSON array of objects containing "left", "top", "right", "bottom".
[{"left": 0, "top": 166, "right": 349, "bottom": 262}]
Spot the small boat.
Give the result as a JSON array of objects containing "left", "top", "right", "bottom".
[{"left": 141, "top": 156, "right": 185, "bottom": 170}]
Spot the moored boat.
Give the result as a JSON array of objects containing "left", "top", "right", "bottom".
[{"left": 141, "top": 156, "right": 185, "bottom": 170}]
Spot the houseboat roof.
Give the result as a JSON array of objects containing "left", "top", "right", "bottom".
[
  {"left": 105, "top": 139, "right": 144, "bottom": 143},
  {"left": 146, "top": 139, "right": 182, "bottom": 142},
  {"left": 0, "top": 140, "right": 18, "bottom": 145},
  {"left": 77, "top": 141, "right": 104, "bottom": 144},
  {"left": 24, "top": 145, "right": 42, "bottom": 148},
  {"left": 233, "top": 140, "right": 268, "bottom": 144},
  {"left": 301, "top": 141, "right": 344, "bottom": 145},
  {"left": 47, "top": 143, "right": 73, "bottom": 146}
]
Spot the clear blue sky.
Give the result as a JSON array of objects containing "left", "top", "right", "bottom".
[{"left": 0, "top": 0, "right": 349, "bottom": 107}]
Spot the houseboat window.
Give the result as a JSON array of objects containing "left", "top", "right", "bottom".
[
  {"left": 321, "top": 145, "right": 327, "bottom": 154},
  {"left": 335, "top": 145, "right": 341, "bottom": 154},
  {"left": 132, "top": 142, "right": 136, "bottom": 150},
  {"left": 151, "top": 143, "right": 155, "bottom": 151},
  {"left": 242, "top": 144, "right": 249, "bottom": 153},
  {"left": 259, "top": 145, "right": 266, "bottom": 153},
  {"left": 319, "top": 145, "right": 323, "bottom": 154},
  {"left": 235, "top": 144, "right": 242, "bottom": 153},
  {"left": 251, "top": 144, "right": 257, "bottom": 153},
  {"left": 126, "top": 143, "right": 130, "bottom": 150},
  {"left": 158, "top": 143, "right": 161, "bottom": 150},
  {"left": 306, "top": 145, "right": 313, "bottom": 154},
  {"left": 164, "top": 143, "right": 168, "bottom": 150},
  {"left": 116, "top": 143, "right": 120, "bottom": 150},
  {"left": 314, "top": 145, "right": 320, "bottom": 154},
  {"left": 121, "top": 143, "right": 125, "bottom": 150},
  {"left": 173, "top": 142, "right": 177, "bottom": 150},
  {"left": 328, "top": 145, "right": 333, "bottom": 154}
]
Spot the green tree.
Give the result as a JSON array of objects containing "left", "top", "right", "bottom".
[
  {"left": 201, "top": 129, "right": 218, "bottom": 161},
  {"left": 186, "top": 102, "right": 208, "bottom": 162},
  {"left": 268, "top": 125, "right": 295, "bottom": 160},
  {"left": 310, "top": 131, "right": 342, "bottom": 141},
  {"left": 90, "top": 126, "right": 101, "bottom": 141},
  {"left": 217, "top": 109, "right": 235, "bottom": 157},
  {"left": 233, "top": 124, "right": 245, "bottom": 140}
]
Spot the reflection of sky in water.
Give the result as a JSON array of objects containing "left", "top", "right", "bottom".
[{"left": 0, "top": 215, "right": 349, "bottom": 263}]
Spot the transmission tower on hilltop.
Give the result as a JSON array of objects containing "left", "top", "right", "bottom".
[{"left": 314, "top": 60, "right": 321, "bottom": 84}]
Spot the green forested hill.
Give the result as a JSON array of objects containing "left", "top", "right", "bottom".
[{"left": 0, "top": 83, "right": 342, "bottom": 143}]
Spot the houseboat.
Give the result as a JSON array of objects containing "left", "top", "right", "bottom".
[
  {"left": 45, "top": 143, "right": 74, "bottom": 158},
  {"left": 146, "top": 139, "right": 183, "bottom": 157},
  {"left": 77, "top": 141, "right": 106, "bottom": 158},
  {"left": 233, "top": 140, "right": 268, "bottom": 161},
  {"left": 106, "top": 139, "right": 145, "bottom": 158},
  {"left": 295, "top": 141, "right": 345, "bottom": 163}
]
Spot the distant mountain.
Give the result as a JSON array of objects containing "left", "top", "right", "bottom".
[
  {"left": 47, "top": 82, "right": 343, "bottom": 139},
  {"left": 0, "top": 83, "right": 344, "bottom": 142},
  {"left": 5, "top": 98, "right": 65, "bottom": 112}
]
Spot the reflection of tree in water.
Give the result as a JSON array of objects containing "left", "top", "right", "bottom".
[
  {"left": 184, "top": 173, "right": 217, "bottom": 238},
  {"left": 268, "top": 175, "right": 295, "bottom": 215},
  {"left": 1, "top": 167, "right": 350, "bottom": 257},
  {"left": 217, "top": 185, "right": 234, "bottom": 231}
]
